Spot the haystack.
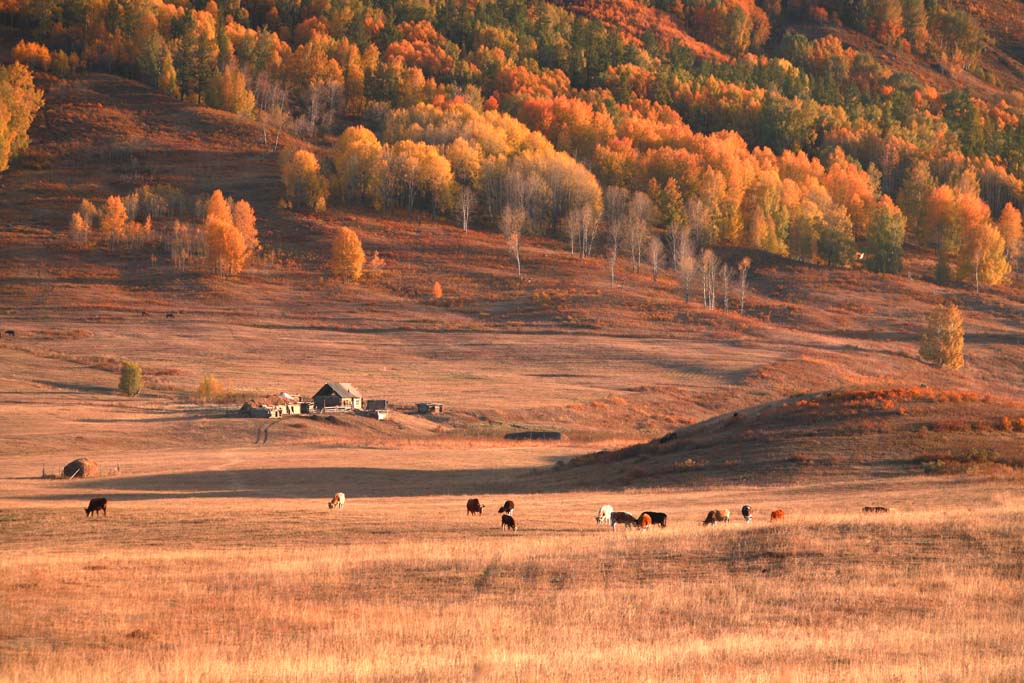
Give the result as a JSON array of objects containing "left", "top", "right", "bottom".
[{"left": 63, "top": 457, "right": 99, "bottom": 479}]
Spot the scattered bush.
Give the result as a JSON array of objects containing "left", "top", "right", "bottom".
[
  {"left": 0, "top": 62, "right": 45, "bottom": 173},
  {"left": 329, "top": 226, "right": 366, "bottom": 282},
  {"left": 196, "top": 374, "right": 224, "bottom": 403},
  {"left": 281, "top": 148, "right": 328, "bottom": 213},
  {"left": 119, "top": 361, "right": 143, "bottom": 396},
  {"left": 919, "top": 302, "right": 964, "bottom": 369},
  {"left": 11, "top": 40, "right": 51, "bottom": 72}
]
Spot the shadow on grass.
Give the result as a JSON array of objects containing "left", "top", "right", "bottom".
[{"left": 20, "top": 463, "right": 577, "bottom": 501}]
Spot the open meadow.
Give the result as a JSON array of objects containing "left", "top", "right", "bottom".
[{"left": 2, "top": 458, "right": 1023, "bottom": 682}]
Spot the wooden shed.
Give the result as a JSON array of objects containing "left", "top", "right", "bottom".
[{"left": 313, "top": 382, "right": 363, "bottom": 412}]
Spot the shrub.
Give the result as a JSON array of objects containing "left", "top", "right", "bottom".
[
  {"left": 865, "top": 200, "right": 906, "bottom": 273},
  {"left": 0, "top": 62, "right": 45, "bottom": 172},
  {"left": 203, "top": 190, "right": 259, "bottom": 275},
  {"left": 919, "top": 302, "right": 964, "bottom": 369},
  {"left": 196, "top": 374, "right": 223, "bottom": 403},
  {"left": 99, "top": 195, "right": 128, "bottom": 243},
  {"left": 329, "top": 226, "right": 366, "bottom": 282},
  {"left": 281, "top": 148, "right": 328, "bottom": 213},
  {"left": 119, "top": 361, "right": 142, "bottom": 396},
  {"left": 11, "top": 40, "right": 51, "bottom": 72}
]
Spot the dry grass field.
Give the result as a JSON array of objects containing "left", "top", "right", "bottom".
[
  {"left": 2, "top": 468, "right": 1023, "bottom": 682},
  {"left": 2, "top": 69, "right": 1024, "bottom": 681}
]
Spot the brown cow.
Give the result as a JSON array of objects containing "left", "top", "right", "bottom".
[
  {"left": 702, "top": 509, "right": 730, "bottom": 526},
  {"left": 85, "top": 497, "right": 107, "bottom": 517},
  {"left": 610, "top": 512, "right": 639, "bottom": 529},
  {"left": 770, "top": 509, "right": 785, "bottom": 521},
  {"left": 466, "top": 498, "right": 484, "bottom": 515},
  {"left": 639, "top": 513, "right": 652, "bottom": 530},
  {"left": 501, "top": 514, "right": 517, "bottom": 531},
  {"left": 498, "top": 500, "right": 515, "bottom": 515}
]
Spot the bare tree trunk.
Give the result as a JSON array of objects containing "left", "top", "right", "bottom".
[
  {"left": 720, "top": 263, "right": 731, "bottom": 311},
  {"left": 738, "top": 266, "right": 749, "bottom": 315}
]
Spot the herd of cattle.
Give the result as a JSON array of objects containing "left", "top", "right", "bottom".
[{"left": 81, "top": 494, "right": 890, "bottom": 525}]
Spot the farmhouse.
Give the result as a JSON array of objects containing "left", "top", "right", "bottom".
[{"left": 313, "top": 382, "right": 363, "bottom": 412}]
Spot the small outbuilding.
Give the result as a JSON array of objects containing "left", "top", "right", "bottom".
[
  {"left": 63, "top": 458, "right": 99, "bottom": 479},
  {"left": 313, "top": 382, "right": 363, "bottom": 412},
  {"left": 416, "top": 402, "right": 444, "bottom": 414}
]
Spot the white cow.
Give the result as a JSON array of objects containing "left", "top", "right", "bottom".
[
  {"left": 328, "top": 492, "right": 345, "bottom": 510},
  {"left": 595, "top": 504, "right": 614, "bottom": 525}
]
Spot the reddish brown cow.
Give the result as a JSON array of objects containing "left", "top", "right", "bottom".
[
  {"left": 466, "top": 498, "right": 484, "bottom": 515},
  {"left": 770, "top": 509, "right": 785, "bottom": 521}
]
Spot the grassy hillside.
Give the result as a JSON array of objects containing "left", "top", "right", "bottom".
[{"left": 554, "top": 386, "right": 1024, "bottom": 489}]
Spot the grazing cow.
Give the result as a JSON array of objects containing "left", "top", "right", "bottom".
[
  {"left": 328, "top": 492, "right": 345, "bottom": 510},
  {"left": 497, "top": 500, "right": 515, "bottom": 515},
  {"left": 639, "top": 511, "right": 668, "bottom": 527},
  {"left": 501, "top": 514, "right": 517, "bottom": 531},
  {"left": 742, "top": 505, "right": 752, "bottom": 523},
  {"left": 595, "top": 504, "right": 614, "bottom": 525},
  {"left": 639, "top": 513, "right": 652, "bottom": 530},
  {"left": 466, "top": 498, "right": 484, "bottom": 515},
  {"left": 4, "top": 330, "right": 14, "bottom": 337},
  {"left": 610, "top": 512, "right": 639, "bottom": 529},
  {"left": 863, "top": 506, "right": 889, "bottom": 513},
  {"left": 702, "top": 509, "right": 730, "bottom": 526},
  {"left": 770, "top": 509, "right": 785, "bottom": 522},
  {"left": 85, "top": 497, "right": 107, "bottom": 517},
  {"left": 165, "top": 312, "right": 175, "bottom": 319}
]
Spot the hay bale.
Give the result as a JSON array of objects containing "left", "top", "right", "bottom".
[{"left": 63, "top": 458, "right": 99, "bottom": 479}]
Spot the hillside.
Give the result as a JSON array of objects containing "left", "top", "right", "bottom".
[
  {"left": 1, "top": 70, "right": 1024, "bottom": 473},
  {"left": 548, "top": 386, "right": 1024, "bottom": 490}
]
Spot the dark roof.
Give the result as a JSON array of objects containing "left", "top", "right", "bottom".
[{"left": 313, "top": 382, "right": 362, "bottom": 399}]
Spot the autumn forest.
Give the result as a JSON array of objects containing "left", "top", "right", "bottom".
[{"left": 2, "top": 0, "right": 1023, "bottom": 292}]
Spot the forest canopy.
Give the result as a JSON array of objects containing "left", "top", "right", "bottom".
[{"left": 5, "top": 0, "right": 1023, "bottom": 283}]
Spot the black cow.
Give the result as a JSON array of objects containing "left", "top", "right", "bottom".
[
  {"left": 498, "top": 499, "right": 515, "bottom": 515},
  {"left": 639, "top": 511, "right": 668, "bottom": 527},
  {"left": 466, "top": 498, "right": 484, "bottom": 515},
  {"left": 85, "top": 497, "right": 107, "bottom": 517},
  {"left": 501, "top": 514, "right": 517, "bottom": 531},
  {"left": 165, "top": 312, "right": 175, "bottom": 319},
  {"left": 741, "top": 505, "right": 752, "bottom": 523},
  {"left": 609, "top": 512, "right": 638, "bottom": 529},
  {"left": 3, "top": 330, "right": 14, "bottom": 337},
  {"left": 863, "top": 506, "right": 889, "bottom": 513}
]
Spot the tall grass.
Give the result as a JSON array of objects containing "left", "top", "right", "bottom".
[{"left": 1, "top": 492, "right": 1022, "bottom": 682}]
